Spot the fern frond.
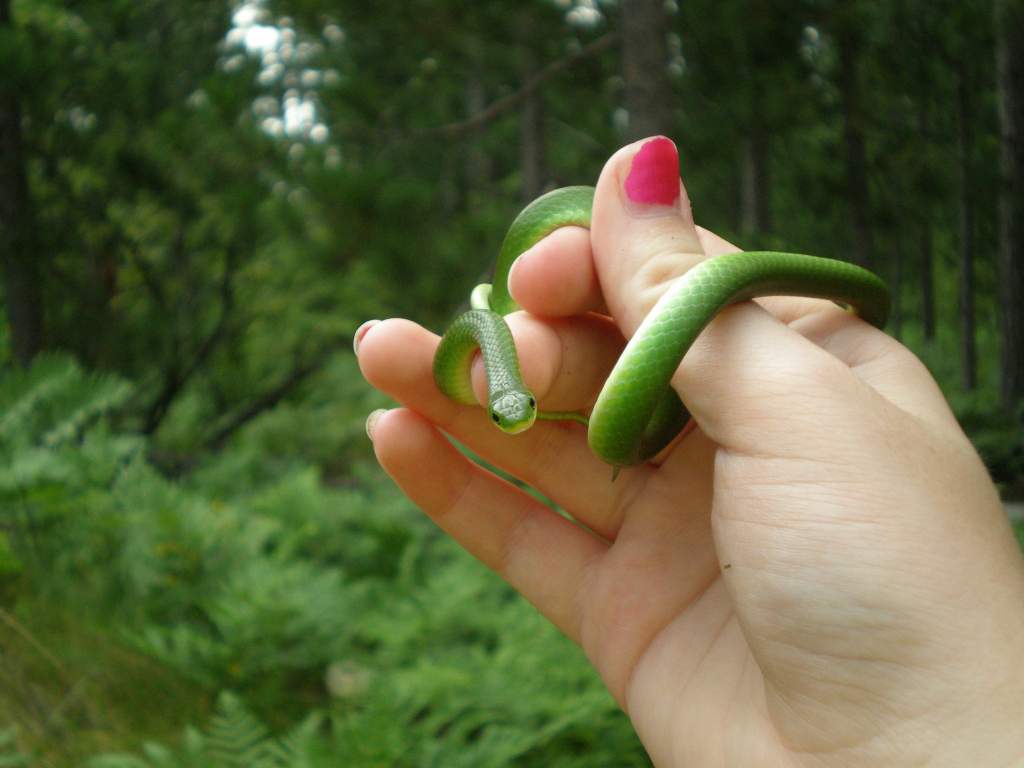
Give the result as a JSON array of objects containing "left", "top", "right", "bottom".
[
  {"left": 139, "top": 741, "right": 178, "bottom": 765},
  {"left": 86, "top": 755, "right": 154, "bottom": 768},
  {"left": 0, "top": 355, "right": 80, "bottom": 445},
  {"left": 86, "top": 695, "right": 324, "bottom": 768},
  {"left": 0, "top": 354, "right": 132, "bottom": 449},
  {"left": 0, "top": 446, "right": 73, "bottom": 495},
  {"left": 41, "top": 372, "right": 132, "bottom": 447},
  {"left": 264, "top": 712, "right": 322, "bottom": 768},
  {"left": 0, "top": 727, "right": 31, "bottom": 767},
  {"left": 204, "top": 692, "right": 279, "bottom": 768}
]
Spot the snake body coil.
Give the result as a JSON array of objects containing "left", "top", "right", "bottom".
[{"left": 433, "top": 186, "right": 890, "bottom": 469}]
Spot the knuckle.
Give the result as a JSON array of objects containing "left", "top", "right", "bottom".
[{"left": 626, "top": 232, "right": 703, "bottom": 321}]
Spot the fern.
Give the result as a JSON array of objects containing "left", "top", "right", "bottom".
[
  {"left": 40, "top": 369, "right": 132, "bottom": 447},
  {"left": 265, "top": 713, "right": 322, "bottom": 768},
  {"left": 87, "top": 692, "right": 320, "bottom": 768},
  {"left": 0, "top": 355, "right": 81, "bottom": 445},
  {"left": 88, "top": 756, "right": 154, "bottom": 768},
  {"left": 0, "top": 445, "right": 73, "bottom": 493},
  {"left": 2, "top": 355, "right": 650, "bottom": 766},
  {"left": 203, "top": 693, "right": 279, "bottom": 768},
  {"left": 0, "top": 354, "right": 131, "bottom": 450},
  {"left": 0, "top": 355, "right": 134, "bottom": 498},
  {"left": 0, "top": 727, "right": 32, "bottom": 767}
]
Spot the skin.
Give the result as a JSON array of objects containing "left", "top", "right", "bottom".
[{"left": 355, "top": 139, "right": 1024, "bottom": 767}]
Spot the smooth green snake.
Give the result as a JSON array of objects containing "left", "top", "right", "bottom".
[{"left": 433, "top": 186, "right": 890, "bottom": 470}]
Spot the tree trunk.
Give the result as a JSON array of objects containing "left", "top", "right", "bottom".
[
  {"left": 916, "top": 105, "right": 936, "bottom": 342},
  {"left": 463, "top": 63, "right": 491, "bottom": 191},
  {"left": 996, "top": 0, "right": 1024, "bottom": 409},
  {"left": 891, "top": 238, "right": 903, "bottom": 341},
  {"left": 620, "top": 0, "right": 674, "bottom": 141},
  {"left": 519, "top": 45, "right": 546, "bottom": 202},
  {"left": 740, "top": 123, "right": 771, "bottom": 241},
  {"left": 439, "top": 149, "right": 460, "bottom": 216},
  {"left": 957, "top": 58, "right": 977, "bottom": 392},
  {"left": 0, "top": 0, "right": 43, "bottom": 365},
  {"left": 919, "top": 224, "right": 936, "bottom": 341},
  {"left": 836, "top": 26, "right": 872, "bottom": 269}
]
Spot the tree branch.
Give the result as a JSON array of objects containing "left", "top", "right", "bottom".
[
  {"left": 126, "top": 246, "right": 168, "bottom": 311},
  {"left": 422, "top": 33, "right": 619, "bottom": 139},
  {"left": 142, "top": 246, "right": 236, "bottom": 434},
  {"left": 201, "top": 343, "right": 342, "bottom": 452}
]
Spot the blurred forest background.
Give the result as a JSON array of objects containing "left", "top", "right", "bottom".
[{"left": 0, "top": 0, "right": 1022, "bottom": 764}]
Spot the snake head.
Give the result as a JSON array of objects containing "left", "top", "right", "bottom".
[{"left": 488, "top": 391, "right": 537, "bottom": 435}]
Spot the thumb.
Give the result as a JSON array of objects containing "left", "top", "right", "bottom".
[
  {"left": 589, "top": 137, "right": 885, "bottom": 457},
  {"left": 590, "top": 136, "right": 705, "bottom": 336}
]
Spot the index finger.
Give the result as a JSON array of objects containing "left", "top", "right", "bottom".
[{"left": 512, "top": 138, "right": 703, "bottom": 328}]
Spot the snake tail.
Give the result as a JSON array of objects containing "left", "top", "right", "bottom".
[
  {"left": 487, "top": 186, "right": 595, "bottom": 315},
  {"left": 587, "top": 250, "right": 891, "bottom": 467}
]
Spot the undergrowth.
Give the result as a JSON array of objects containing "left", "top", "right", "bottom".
[
  {"left": 0, "top": 355, "right": 649, "bottom": 766},
  {"left": 1, "top": 352, "right": 1019, "bottom": 766}
]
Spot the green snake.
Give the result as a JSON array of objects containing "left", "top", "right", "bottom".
[{"left": 433, "top": 186, "right": 890, "bottom": 470}]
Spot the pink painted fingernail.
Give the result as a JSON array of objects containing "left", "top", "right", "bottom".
[
  {"left": 353, "top": 319, "right": 380, "bottom": 356},
  {"left": 623, "top": 136, "right": 680, "bottom": 214}
]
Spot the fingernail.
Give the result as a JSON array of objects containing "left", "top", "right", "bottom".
[
  {"left": 365, "top": 408, "right": 388, "bottom": 442},
  {"left": 353, "top": 319, "right": 380, "bottom": 356},
  {"left": 505, "top": 244, "right": 538, "bottom": 297},
  {"left": 623, "top": 136, "right": 680, "bottom": 215}
]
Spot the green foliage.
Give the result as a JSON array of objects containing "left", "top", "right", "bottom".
[
  {"left": 0, "top": 728, "right": 31, "bottom": 767},
  {"left": 953, "top": 399, "right": 1024, "bottom": 494},
  {"left": 0, "top": 355, "right": 138, "bottom": 605},
  {"left": 0, "top": 353, "right": 132, "bottom": 456},
  {"left": 1, "top": 0, "right": 1022, "bottom": 764},
  {"left": 0, "top": 354, "right": 647, "bottom": 764},
  {"left": 87, "top": 693, "right": 321, "bottom": 768}
]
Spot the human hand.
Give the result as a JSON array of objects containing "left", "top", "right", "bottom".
[{"left": 355, "top": 138, "right": 1024, "bottom": 767}]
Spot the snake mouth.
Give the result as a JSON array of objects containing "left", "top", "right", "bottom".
[
  {"left": 499, "top": 416, "right": 535, "bottom": 435},
  {"left": 489, "top": 408, "right": 536, "bottom": 435}
]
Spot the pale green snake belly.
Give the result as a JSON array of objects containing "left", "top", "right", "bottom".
[{"left": 433, "top": 186, "right": 890, "bottom": 469}]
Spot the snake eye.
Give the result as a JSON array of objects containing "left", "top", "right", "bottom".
[
  {"left": 528, "top": 398, "right": 536, "bottom": 409},
  {"left": 491, "top": 412, "right": 500, "bottom": 424}
]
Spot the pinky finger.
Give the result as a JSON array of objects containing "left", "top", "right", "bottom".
[{"left": 368, "top": 408, "right": 606, "bottom": 641}]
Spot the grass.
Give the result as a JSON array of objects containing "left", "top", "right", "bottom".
[{"left": 0, "top": 603, "right": 208, "bottom": 766}]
